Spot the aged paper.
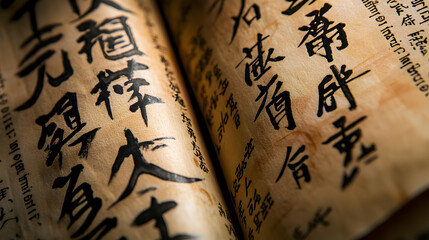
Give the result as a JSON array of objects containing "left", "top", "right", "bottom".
[
  {"left": 0, "top": 0, "right": 235, "bottom": 239},
  {"left": 162, "top": 0, "right": 429, "bottom": 239}
]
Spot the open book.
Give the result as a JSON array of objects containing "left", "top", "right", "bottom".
[{"left": 1, "top": 0, "right": 429, "bottom": 239}]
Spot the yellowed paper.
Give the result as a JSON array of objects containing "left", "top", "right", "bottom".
[
  {"left": 162, "top": 0, "right": 429, "bottom": 239},
  {"left": 0, "top": 0, "right": 236, "bottom": 239}
]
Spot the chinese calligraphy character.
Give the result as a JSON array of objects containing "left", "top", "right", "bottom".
[
  {"left": 409, "top": 30, "right": 428, "bottom": 56},
  {"left": 387, "top": 0, "right": 409, "bottom": 16},
  {"left": 317, "top": 65, "right": 370, "bottom": 117},
  {"left": 293, "top": 207, "right": 331, "bottom": 240},
  {"left": 0, "top": 207, "right": 18, "bottom": 231},
  {"left": 402, "top": 14, "right": 416, "bottom": 26},
  {"left": 298, "top": 3, "right": 348, "bottom": 62},
  {"left": 217, "top": 111, "right": 229, "bottom": 143},
  {"left": 77, "top": 16, "right": 142, "bottom": 63},
  {"left": 255, "top": 75, "right": 296, "bottom": 130},
  {"left": 226, "top": 93, "right": 241, "bottom": 128},
  {"left": 230, "top": 0, "right": 261, "bottom": 44},
  {"left": 247, "top": 189, "right": 261, "bottom": 216},
  {"left": 53, "top": 164, "right": 117, "bottom": 239},
  {"left": 36, "top": 92, "right": 100, "bottom": 167},
  {"left": 91, "top": 59, "right": 163, "bottom": 126},
  {"left": 236, "top": 34, "right": 285, "bottom": 86},
  {"left": 12, "top": 0, "right": 73, "bottom": 110},
  {"left": 133, "top": 196, "right": 195, "bottom": 239},
  {"left": 323, "top": 116, "right": 377, "bottom": 189},
  {"left": 264, "top": 80, "right": 295, "bottom": 130},
  {"left": 0, "top": 187, "right": 8, "bottom": 201},
  {"left": 276, "top": 145, "right": 310, "bottom": 189},
  {"left": 109, "top": 129, "right": 202, "bottom": 207},
  {"left": 0, "top": 180, "right": 17, "bottom": 231}
]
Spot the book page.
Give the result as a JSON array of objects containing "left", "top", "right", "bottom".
[
  {"left": 0, "top": 0, "right": 236, "bottom": 239},
  {"left": 161, "top": 0, "right": 429, "bottom": 239}
]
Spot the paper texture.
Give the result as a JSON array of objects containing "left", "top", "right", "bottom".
[
  {"left": 162, "top": 0, "right": 429, "bottom": 239},
  {"left": 0, "top": 0, "right": 235, "bottom": 239}
]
